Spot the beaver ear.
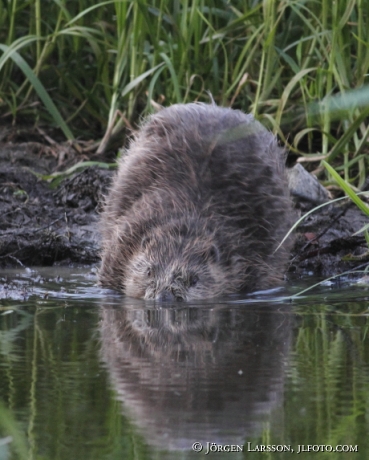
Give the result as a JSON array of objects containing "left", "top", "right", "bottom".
[
  {"left": 202, "top": 244, "right": 220, "bottom": 263},
  {"left": 141, "top": 235, "right": 151, "bottom": 249}
]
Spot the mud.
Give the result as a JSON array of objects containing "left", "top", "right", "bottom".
[
  {"left": 0, "top": 132, "right": 112, "bottom": 268},
  {"left": 291, "top": 201, "right": 369, "bottom": 278},
  {"left": 0, "top": 128, "right": 368, "bottom": 281}
]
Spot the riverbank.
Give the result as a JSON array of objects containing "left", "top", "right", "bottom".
[{"left": 1, "top": 137, "right": 368, "bottom": 280}]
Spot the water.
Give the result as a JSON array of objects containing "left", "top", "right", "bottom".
[{"left": 0, "top": 267, "right": 369, "bottom": 459}]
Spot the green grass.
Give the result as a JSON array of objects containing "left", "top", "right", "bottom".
[{"left": 0, "top": 0, "right": 368, "bottom": 183}]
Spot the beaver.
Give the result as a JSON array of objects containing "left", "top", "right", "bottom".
[{"left": 99, "top": 103, "right": 294, "bottom": 301}]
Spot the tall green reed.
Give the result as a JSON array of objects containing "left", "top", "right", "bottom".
[{"left": 0, "top": 0, "right": 368, "bottom": 180}]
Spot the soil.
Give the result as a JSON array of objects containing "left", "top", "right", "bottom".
[
  {"left": 290, "top": 203, "right": 369, "bottom": 278},
  {"left": 0, "top": 129, "right": 112, "bottom": 268},
  {"left": 1, "top": 129, "right": 368, "bottom": 281}
]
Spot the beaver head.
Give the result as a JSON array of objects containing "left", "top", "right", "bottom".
[{"left": 123, "top": 220, "right": 233, "bottom": 301}]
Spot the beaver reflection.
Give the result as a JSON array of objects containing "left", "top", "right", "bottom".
[{"left": 99, "top": 302, "right": 291, "bottom": 453}]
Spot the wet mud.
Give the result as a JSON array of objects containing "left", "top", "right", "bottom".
[{"left": 0, "top": 134, "right": 112, "bottom": 268}]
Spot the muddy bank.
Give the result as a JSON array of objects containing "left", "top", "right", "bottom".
[
  {"left": 291, "top": 203, "right": 368, "bottom": 277},
  {"left": 0, "top": 136, "right": 112, "bottom": 268},
  {"left": 0, "top": 136, "right": 368, "bottom": 279}
]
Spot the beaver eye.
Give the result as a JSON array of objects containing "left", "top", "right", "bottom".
[
  {"left": 147, "top": 267, "right": 152, "bottom": 277},
  {"left": 189, "top": 275, "right": 199, "bottom": 287}
]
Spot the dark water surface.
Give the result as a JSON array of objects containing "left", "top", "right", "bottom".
[{"left": 0, "top": 268, "right": 369, "bottom": 460}]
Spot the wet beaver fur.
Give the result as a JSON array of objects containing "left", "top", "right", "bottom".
[{"left": 99, "top": 103, "right": 294, "bottom": 301}]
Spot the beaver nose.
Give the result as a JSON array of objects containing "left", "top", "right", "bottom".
[{"left": 156, "top": 290, "right": 183, "bottom": 302}]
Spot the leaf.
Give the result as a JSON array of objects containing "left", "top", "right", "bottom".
[
  {"left": 121, "top": 62, "right": 165, "bottom": 97},
  {"left": 0, "top": 44, "right": 74, "bottom": 140},
  {"left": 28, "top": 161, "right": 116, "bottom": 188},
  {"left": 323, "top": 161, "right": 369, "bottom": 217}
]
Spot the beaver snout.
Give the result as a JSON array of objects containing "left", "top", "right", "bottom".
[{"left": 154, "top": 289, "right": 184, "bottom": 302}]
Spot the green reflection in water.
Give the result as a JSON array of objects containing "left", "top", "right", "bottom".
[
  {"left": 0, "top": 301, "right": 151, "bottom": 460},
  {"left": 246, "top": 301, "right": 369, "bottom": 460}
]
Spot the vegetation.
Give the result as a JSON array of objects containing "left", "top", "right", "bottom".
[{"left": 0, "top": 1, "right": 369, "bottom": 179}]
